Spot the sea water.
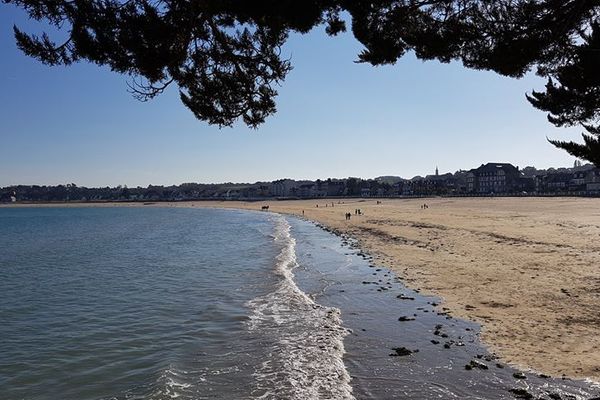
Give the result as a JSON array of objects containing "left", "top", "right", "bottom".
[
  {"left": 0, "top": 207, "right": 351, "bottom": 400},
  {"left": 0, "top": 207, "right": 598, "bottom": 400}
]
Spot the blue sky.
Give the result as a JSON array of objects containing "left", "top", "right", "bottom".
[{"left": 0, "top": 4, "right": 582, "bottom": 187}]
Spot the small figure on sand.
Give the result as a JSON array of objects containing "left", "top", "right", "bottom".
[{"left": 345, "top": 212, "right": 351, "bottom": 220}]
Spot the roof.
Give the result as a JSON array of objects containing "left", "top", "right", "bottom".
[{"left": 474, "top": 163, "right": 519, "bottom": 174}]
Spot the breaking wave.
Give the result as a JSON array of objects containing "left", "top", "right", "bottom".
[{"left": 247, "top": 216, "right": 355, "bottom": 400}]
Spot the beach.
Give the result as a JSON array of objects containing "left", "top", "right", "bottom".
[
  {"left": 5, "top": 197, "right": 600, "bottom": 383},
  {"left": 164, "top": 197, "right": 600, "bottom": 382}
]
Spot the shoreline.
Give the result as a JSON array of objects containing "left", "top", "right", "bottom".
[{"left": 3, "top": 197, "right": 600, "bottom": 383}]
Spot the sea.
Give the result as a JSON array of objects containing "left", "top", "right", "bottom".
[{"left": 0, "top": 206, "right": 598, "bottom": 400}]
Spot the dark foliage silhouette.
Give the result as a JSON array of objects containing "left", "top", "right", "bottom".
[{"left": 4, "top": 0, "right": 600, "bottom": 164}]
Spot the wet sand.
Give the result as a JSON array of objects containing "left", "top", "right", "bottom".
[
  {"left": 5, "top": 197, "right": 600, "bottom": 382},
  {"left": 169, "top": 197, "right": 600, "bottom": 382},
  {"left": 291, "top": 217, "right": 598, "bottom": 399}
]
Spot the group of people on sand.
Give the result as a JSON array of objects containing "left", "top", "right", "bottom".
[
  {"left": 344, "top": 208, "right": 364, "bottom": 220},
  {"left": 421, "top": 203, "right": 429, "bottom": 209}
]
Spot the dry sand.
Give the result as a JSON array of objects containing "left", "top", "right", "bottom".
[{"left": 5, "top": 197, "right": 600, "bottom": 381}]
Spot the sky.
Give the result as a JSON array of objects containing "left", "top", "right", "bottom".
[{"left": 0, "top": 4, "right": 584, "bottom": 187}]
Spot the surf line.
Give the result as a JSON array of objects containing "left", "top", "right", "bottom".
[{"left": 247, "top": 215, "right": 355, "bottom": 400}]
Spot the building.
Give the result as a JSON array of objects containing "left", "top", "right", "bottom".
[
  {"left": 326, "top": 180, "right": 346, "bottom": 197},
  {"left": 569, "top": 171, "right": 587, "bottom": 192},
  {"left": 298, "top": 183, "right": 316, "bottom": 198},
  {"left": 537, "top": 172, "right": 577, "bottom": 193},
  {"left": 585, "top": 168, "right": 600, "bottom": 194},
  {"left": 467, "top": 163, "right": 521, "bottom": 194},
  {"left": 466, "top": 171, "right": 476, "bottom": 193},
  {"left": 533, "top": 166, "right": 600, "bottom": 194},
  {"left": 271, "top": 179, "right": 296, "bottom": 197}
]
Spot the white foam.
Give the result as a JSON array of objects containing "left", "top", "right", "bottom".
[
  {"left": 247, "top": 216, "right": 355, "bottom": 400},
  {"left": 145, "top": 365, "right": 198, "bottom": 399}
]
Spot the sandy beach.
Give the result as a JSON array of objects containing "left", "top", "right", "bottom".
[
  {"left": 5, "top": 197, "right": 600, "bottom": 382},
  {"left": 163, "top": 197, "right": 600, "bottom": 382}
]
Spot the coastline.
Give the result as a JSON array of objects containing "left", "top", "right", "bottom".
[{"left": 4, "top": 197, "right": 600, "bottom": 383}]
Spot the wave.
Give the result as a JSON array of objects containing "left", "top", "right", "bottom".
[
  {"left": 246, "top": 216, "right": 355, "bottom": 400},
  {"left": 142, "top": 366, "right": 199, "bottom": 400}
]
